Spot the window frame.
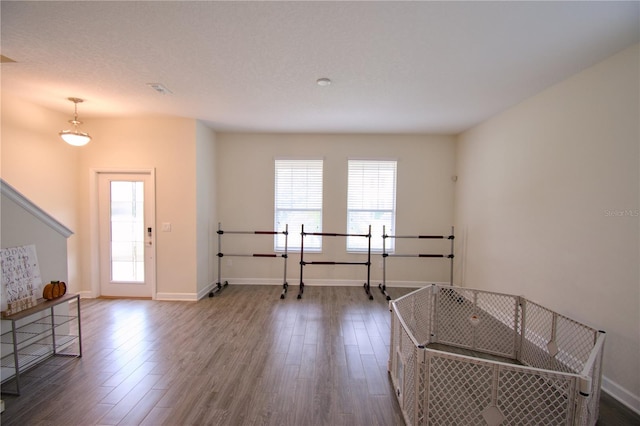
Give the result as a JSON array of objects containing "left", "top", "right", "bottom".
[
  {"left": 346, "top": 158, "right": 397, "bottom": 253},
  {"left": 274, "top": 158, "right": 323, "bottom": 252}
]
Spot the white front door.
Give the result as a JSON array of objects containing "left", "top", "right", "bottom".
[{"left": 98, "top": 172, "right": 156, "bottom": 298}]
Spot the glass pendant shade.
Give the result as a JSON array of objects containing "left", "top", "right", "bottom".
[
  {"left": 60, "top": 97, "right": 91, "bottom": 146},
  {"left": 59, "top": 129, "right": 91, "bottom": 146}
]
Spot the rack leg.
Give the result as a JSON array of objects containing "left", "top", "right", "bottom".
[
  {"left": 209, "top": 282, "right": 221, "bottom": 297},
  {"left": 210, "top": 222, "right": 224, "bottom": 297},
  {"left": 209, "top": 280, "right": 228, "bottom": 297},
  {"left": 298, "top": 224, "right": 305, "bottom": 299},
  {"left": 378, "top": 283, "right": 391, "bottom": 301},
  {"left": 363, "top": 282, "right": 373, "bottom": 300},
  {"left": 281, "top": 224, "right": 289, "bottom": 300},
  {"left": 364, "top": 225, "right": 373, "bottom": 300}
]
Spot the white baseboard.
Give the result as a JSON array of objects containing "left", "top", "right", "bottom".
[
  {"left": 78, "top": 280, "right": 447, "bottom": 301},
  {"left": 213, "top": 278, "right": 286, "bottom": 286},
  {"left": 155, "top": 292, "right": 199, "bottom": 301},
  {"left": 602, "top": 376, "right": 640, "bottom": 415},
  {"left": 383, "top": 280, "right": 450, "bottom": 288},
  {"left": 77, "top": 290, "right": 94, "bottom": 299},
  {"left": 206, "top": 278, "right": 445, "bottom": 288},
  {"left": 79, "top": 291, "right": 199, "bottom": 301}
]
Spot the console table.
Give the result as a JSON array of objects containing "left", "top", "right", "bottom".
[{"left": 1, "top": 293, "right": 82, "bottom": 395}]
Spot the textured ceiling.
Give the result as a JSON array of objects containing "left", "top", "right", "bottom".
[{"left": 1, "top": 1, "right": 638, "bottom": 134}]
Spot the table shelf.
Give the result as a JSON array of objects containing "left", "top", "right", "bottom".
[{"left": 1, "top": 294, "right": 82, "bottom": 395}]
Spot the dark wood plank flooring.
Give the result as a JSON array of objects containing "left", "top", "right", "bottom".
[{"left": 1, "top": 285, "right": 638, "bottom": 425}]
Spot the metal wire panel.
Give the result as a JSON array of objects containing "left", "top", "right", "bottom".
[
  {"left": 520, "top": 300, "right": 555, "bottom": 369},
  {"left": 391, "top": 288, "right": 432, "bottom": 426},
  {"left": 389, "top": 295, "right": 419, "bottom": 426},
  {"left": 474, "top": 291, "right": 520, "bottom": 358},
  {"left": 577, "top": 333, "right": 606, "bottom": 426},
  {"left": 389, "top": 285, "right": 603, "bottom": 426},
  {"left": 416, "top": 358, "right": 427, "bottom": 425},
  {"left": 555, "top": 312, "right": 598, "bottom": 373},
  {"left": 521, "top": 300, "right": 597, "bottom": 375},
  {"left": 422, "top": 351, "right": 579, "bottom": 426},
  {"left": 412, "top": 286, "right": 435, "bottom": 345},
  {"left": 435, "top": 287, "right": 476, "bottom": 347},
  {"left": 393, "top": 286, "right": 435, "bottom": 346},
  {"left": 389, "top": 302, "right": 401, "bottom": 383},
  {"left": 393, "top": 290, "right": 419, "bottom": 342},
  {"left": 435, "top": 287, "right": 519, "bottom": 358},
  {"left": 497, "top": 364, "right": 577, "bottom": 425},
  {"left": 400, "top": 324, "right": 418, "bottom": 425},
  {"left": 586, "top": 343, "right": 604, "bottom": 423},
  {"left": 425, "top": 351, "right": 494, "bottom": 425}
]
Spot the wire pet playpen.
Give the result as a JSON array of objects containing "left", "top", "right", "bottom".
[{"left": 389, "top": 284, "right": 606, "bottom": 426}]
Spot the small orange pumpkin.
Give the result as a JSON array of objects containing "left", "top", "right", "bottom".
[{"left": 43, "top": 281, "right": 67, "bottom": 300}]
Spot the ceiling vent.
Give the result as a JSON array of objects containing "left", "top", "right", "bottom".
[{"left": 146, "top": 83, "right": 172, "bottom": 95}]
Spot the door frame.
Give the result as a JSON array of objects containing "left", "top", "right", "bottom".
[{"left": 89, "top": 168, "right": 157, "bottom": 299}]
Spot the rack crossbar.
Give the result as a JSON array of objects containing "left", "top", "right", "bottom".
[
  {"left": 218, "top": 230, "right": 286, "bottom": 235},
  {"left": 210, "top": 223, "right": 289, "bottom": 299},
  {"left": 386, "top": 235, "right": 445, "bottom": 239},
  {"left": 217, "top": 253, "right": 281, "bottom": 258},
  {"left": 303, "top": 232, "right": 369, "bottom": 238},
  {"left": 298, "top": 224, "right": 373, "bottom": 300},
  {"left": 379, "top": 225, "right": 455, "bottom": 301},
  {"left": 384, "top": 253, "right": 446, "bottom": 258}
]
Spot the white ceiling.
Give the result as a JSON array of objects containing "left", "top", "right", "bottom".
[{"left": 2, "top": 1, "right": 638, "bottom": 134}]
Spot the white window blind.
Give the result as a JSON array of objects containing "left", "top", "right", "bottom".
[
  {"left": 275, "top": 159, "right": 323, "bottom": 251},
  {"left": 347, "top": 159, "right": 397, "bottom": 252}
]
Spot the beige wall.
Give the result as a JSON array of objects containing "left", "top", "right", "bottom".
[
  {"left": 2, "top": 98, "right": 216, "bottom": 300},
  {"left": 196, "top": 122, "right": 218, "bottom": 297},
  {"left": 78, "top": 117, "right": 200, "bottom": 299},
  {"left": 455, "top": 44, "right": 639, "bottom": 409},
  {"left": 1, "top": 93, "right": 82, "bottom": 293},
  {"left": 216, "top": 133, "right": 456, "bottom": 285},
  {"left": 1, "top": 189, "right": 70, "bottom": 310}
]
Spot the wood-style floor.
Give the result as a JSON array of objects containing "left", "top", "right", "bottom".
[{"left": 1, "top": 285, "right": 639, "bottom": 425}]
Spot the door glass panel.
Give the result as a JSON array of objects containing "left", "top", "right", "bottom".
[{"left": 110, "top": 181, "right": 144, "bottom": 282}]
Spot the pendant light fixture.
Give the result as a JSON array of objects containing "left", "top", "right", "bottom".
[{"left": 59, "top": 97, "right": 91, "bottom": 146}]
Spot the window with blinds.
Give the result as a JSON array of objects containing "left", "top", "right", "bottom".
[
  {"left": 347, "top": 159, "right": 397, "bottom": 252},
  {"left": 274, "top": 159, "right": 323, "bottom": 251}
]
